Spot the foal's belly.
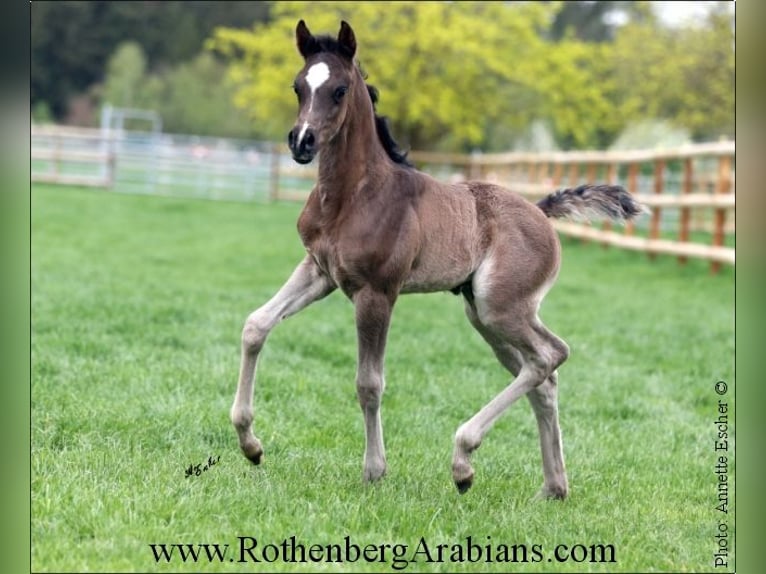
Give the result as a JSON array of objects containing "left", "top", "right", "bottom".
[
  {"left": 400, "top": 261, "right": 475, "bottom": 294},
  {"left": 400, "top": 232, "right": 482, "bottom": 294},
  {"left": 309, "top": 233, "right": 477, "bottom": 296}
]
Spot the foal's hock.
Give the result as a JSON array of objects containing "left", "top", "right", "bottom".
[{"left": 230, "top": 20, "right": 644, "bottom": 496}]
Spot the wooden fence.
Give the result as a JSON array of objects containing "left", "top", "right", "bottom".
[
  {"left": 413, "top": 143, "right": 735, "bottom": 273},
  {"left": 31, "top": 125, "right": 734, "bottom": 273}
]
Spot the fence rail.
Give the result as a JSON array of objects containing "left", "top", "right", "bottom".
[
  {"left": 408, "top": 143, "right": 735, "bottom": 273},
  {"left": 31, "top": 125, "right": 734, "bottom": 273}
]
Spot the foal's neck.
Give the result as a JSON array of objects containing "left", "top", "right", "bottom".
[{"left": 317, "top": 90, "right": 390, "bottom": 196}]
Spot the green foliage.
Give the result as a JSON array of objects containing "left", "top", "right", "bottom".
[
  {"left": 548, "top": 0, "right": 623, "bottom": 42},
  {"left": 32, "top": 1, "right": 734, "bottom": 149},
  {"left": 530, "top": 39, "right": 620, "bottom": 149},
  {"left": 609, "top": 8, "right": 735, "bottom": 141},
  {"left": 32, "top": 184, "right": 734, "bottom": 572},
  {"left": 99, "top": 43, "right": 254, "bottom": 138},
  {"left": 151, "top": 53, "right": 256, "bottom": 138},
  {"left": 31, "top": 1, "right": 272, "bottom": 119},
  {"left": 31, "top": 101, "right": 54, "bottom": 124},
  {"left": 102, "top": 42, "right": 149, "bottom": 109},
  {"left": 210, "top": 1, "right": 734, "bottom": 151},
  {"left": 209, "top": 1, "right": 570, "bottom": 150},
  {"left": 548, "top": 0, "right": 659, "bottom": 42},
  {"left": 31, "top": 1, "right": 108, "bottom": 118}
]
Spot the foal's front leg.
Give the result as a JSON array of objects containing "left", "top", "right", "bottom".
[
  {"left": 353, "top": 286, "right": 395, "bottom": 482},
  {"left": 231, "top": 255, "right": 335, "bottom": 464}
]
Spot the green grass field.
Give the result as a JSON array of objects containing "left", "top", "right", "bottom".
[{"left": 32, "top": 184, "right": 735, "bottom": 572}]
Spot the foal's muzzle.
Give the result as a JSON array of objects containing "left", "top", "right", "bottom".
[{"left": 288, "top": 126, "right": 316, "bottom": 164}]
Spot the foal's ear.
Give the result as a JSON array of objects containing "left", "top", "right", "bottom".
[
  {"left": 337, "top": 20, "right": 356, "bottom": 59},
  {"left": 296, "top": 19, "right": 319, "bottom": 59}
]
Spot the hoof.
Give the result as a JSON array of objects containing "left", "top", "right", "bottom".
[
  {"left": 455, "top": 475, "right": 474, "bottom": 494},
  {"left": 534, "top": 485, "right": 568, "bottom": 501},
  {"left": 240, "top": 441, "right": 263, "bottom": 465},
  {"left": 363, "top": 463, "right": 387, "bottom": 483},
  {"left": 452, "top": 461, "right": 474, "bottom": 494}
]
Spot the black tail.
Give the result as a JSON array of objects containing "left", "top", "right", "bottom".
[{"left": 536, "top": 184, "right": 647, "bottom": 221}]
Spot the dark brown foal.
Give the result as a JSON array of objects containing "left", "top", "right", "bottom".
[{"left": 230, "top": 20, "right": 645, "bottom": 496}]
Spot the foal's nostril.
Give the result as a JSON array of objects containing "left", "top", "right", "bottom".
[{"left": 289, "top": 126, "right": 316, "bottom": 159}]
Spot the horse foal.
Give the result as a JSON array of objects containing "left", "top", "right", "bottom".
[{"left": 230, "top": 20, "right": 645, "bottom": 497}]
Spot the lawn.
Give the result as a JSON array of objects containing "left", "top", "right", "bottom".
[{"left": 31, "top": 184, "right": 735, "bottom": 572}]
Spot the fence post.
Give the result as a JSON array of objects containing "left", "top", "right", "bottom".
[
  {"left": 269, "top": 143, "right": 281, "bottom": 201},
  {"left": 602, "top": 163, "right": 616, "bottom": 247},
  {"left": 711, "top": 154, "right": 732, "bottom": 274},
  {"left": 567, "top": 163, "right": 584, "bottom": 243},
  {"left": 508, "top": 161, "right": 517, "bottom": 185},
  {"left": 648, "top": 159, "right": 664, "bottom": 260},
  {"left": 537, "top": 161, "right": 548, "bottom": 187},
  {"left": 552, "top": 162, "right": 563, "bottom": 188},
  {"left": 469, "top": 151, "right": 483, "bottom": 181},
  {"left": 626, "top": 162, "right": 638, "bottom": 236},
  {"left": 568, "top": 162, "right": 579, "bottom": 187},
  {"left": 586, "top": 163, "right": 597, "bottom": 183},
  {"left": 678, "top": 157, "right": 693, "bottom": 264}
]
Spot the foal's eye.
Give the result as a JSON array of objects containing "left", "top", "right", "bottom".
[
  {"left": 333, "top": 86, "right": 348, "bottom": 103},
  {"left": 292, "top": 84, "right": 300, "bottom": 98}
]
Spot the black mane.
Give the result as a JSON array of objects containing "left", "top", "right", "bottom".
[
  {"left": 365, "top": 84, "right": 413, "bottom": 168},
  {"left": 309, "top": 34, "right": 413, "bottom": 168}
]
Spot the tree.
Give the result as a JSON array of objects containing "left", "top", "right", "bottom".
[
  {"left": 158, "top": 53, "right": 256, "bottom": 138},
  {"left": 102, "top": 42, "right": 149, "bottom": 109},
  {"left": 210, "top": 1, "right": 659, "bottom": 151},
  {"left": 209, "top": 1, "right": 574, "bottom": 151},
  {"left": 608, "top": 6, "right": 734, "bottom": 141},
  {"left": 547, "top": 0, "right": 658, "bottom": 42},
  {"left": 548, "top": 1, "right": 624, "bottom": 42},
  {"left": 31, "top": 1, "right": 272, "bottom": 121},
  {"left": 98, "top": 42, "right": 255, "bottom": 138},
  {"left": 31, "top": 2, "right": 105, "bottom": 118},
  {"left": 530, "top": 38, "right": 623, "bottom": 149}
]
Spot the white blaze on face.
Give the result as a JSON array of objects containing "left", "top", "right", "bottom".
[
  {"left": 298, "top": 61, "right": 331, "bottom": 143},
  {"left": 305, "top": 61, "right": 331, "bottom": 101}
]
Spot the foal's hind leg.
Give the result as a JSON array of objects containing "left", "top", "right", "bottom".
[
  {"left": 453, "top": 296, "right": 569, "bottom": 494},
  {"left": 463, "top": 301, "right": 568, "bottom": 498},
  {"left": 232, "top": 256, "right": 335, "bottom": 464},
  {"left": 527, "top": 374, "right": 568, "bottom": 499}
]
